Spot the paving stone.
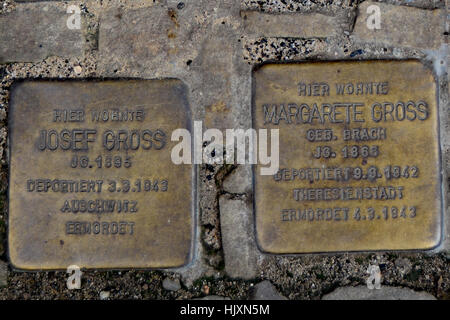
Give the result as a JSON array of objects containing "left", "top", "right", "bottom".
[
  {"left": 0, "top": 3, "right": 84, "bottom": 63},
  {"left": 241, "top": 10, "right": 346, "bottom": 37},
  {"left": 219, "top": 195, "right": 257, "bottom": 280},
  {"left": 371, "top": 0, "right": 445, "bottom": 10},
  {"left": 322, "top": 285, "right": 436, "bottom": 300},
  {"left": 98, "top": 4, "right": 176, "bottom": 75},
  {"left": 98, "top": 2, "right": 252, "bottom": 131},
  {"left": 250, "top": 281, "right": 287, "bottom": 300},
  {"left": 352, "top": 1, "right": 446, "bottom": 50},
  {"left": 1, "top": 0, "right": 449, "bottom": 299},
  {"left": 223, "top": 165, "right": 252, "bottom": 194},
  {"left": 98, "top": 2, "right": 210, "bottom": 77},
  {"left": 163, "top": 278, "right": 181, "bottom": 291}
]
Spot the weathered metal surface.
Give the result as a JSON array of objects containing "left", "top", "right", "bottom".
[
  {"left": 253, "top": 60, "right": 442, "bottom": 253},
  {"left": 8, "top": 80, "right": 193, "bottom": 269}
]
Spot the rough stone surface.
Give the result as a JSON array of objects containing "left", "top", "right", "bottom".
[
  {"left": 98, "top": 4, "right": 180, "bottom": 76},
  {"left": 0, "top": 3, "right": 84, "bottom": 63},
  {"left": 395, "top": 257, "right": 413, "bottom": 276},
  {"left": 241, "top": 0, "right": 357, "bottom": 13},
  {"left": 250, "top": 281, "right": 287, "bottom": 300},
  {"left": 99, "top": 291, "right": 110, "bottom": 300},
  {"left": 163, "top": 278, "right": 181, "bottom": 291},
  {"left": 0, "top": 261, "right": 7, "bottom": 287},
  {"left": 241, "top": 0, "right": 445, "bottom": 12},
  {"left": 258, "top": 253, "right": 450, "bottom": 300},
  {"left": 0, "top": 218, "right": 4, "bottom": 257},
  {"left": 241, "top": 10, "right": 346, "bottom": 37},
  {"left": 322, "top": 285, "right": 437, "bottom": 300},
  {"left": 0, "top": 0, "right": 448, "bottom": 301},
  {"left": 352, "top": 1, "right": 446, "bottom": 50},
  {"left": 219, "top": 195, "right": 257, "bottom": 279},
  {"left": 223, "top": 165, "right": 252, "bottom": 194},
  {"left": 98, "top": 1, "right": 252, "bottom": 130},
  {"left": 193, "top": 295, "right": 231, "bottom": 300}
]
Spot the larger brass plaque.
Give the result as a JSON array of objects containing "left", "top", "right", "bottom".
[
  {"left": 9, "top": 80, "right": 193, "bottom": 269},
  {"left": 253, "top": 61, "right": 442, "bottom": 253}
]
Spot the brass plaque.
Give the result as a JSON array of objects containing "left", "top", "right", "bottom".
[
  {"left": 253, "top": 60, "right": 442, "bottom": 253},
  {"left": 9, "top": 80, "right": 193, "bottom": 269}
]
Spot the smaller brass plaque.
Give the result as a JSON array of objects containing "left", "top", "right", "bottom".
[
  {"left": 9, "top": 80, "right": 193, "bottom": 269},
  {"left": 253, "top": 60, "right": 442, "bottom": 253}
]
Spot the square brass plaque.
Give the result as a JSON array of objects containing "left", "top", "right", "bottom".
[
  {"left": 253, "top": 60, "right": 442, "bottom": 253},
  {"left": 9, "top": 80, "right": 193, "bottom": 269}
]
